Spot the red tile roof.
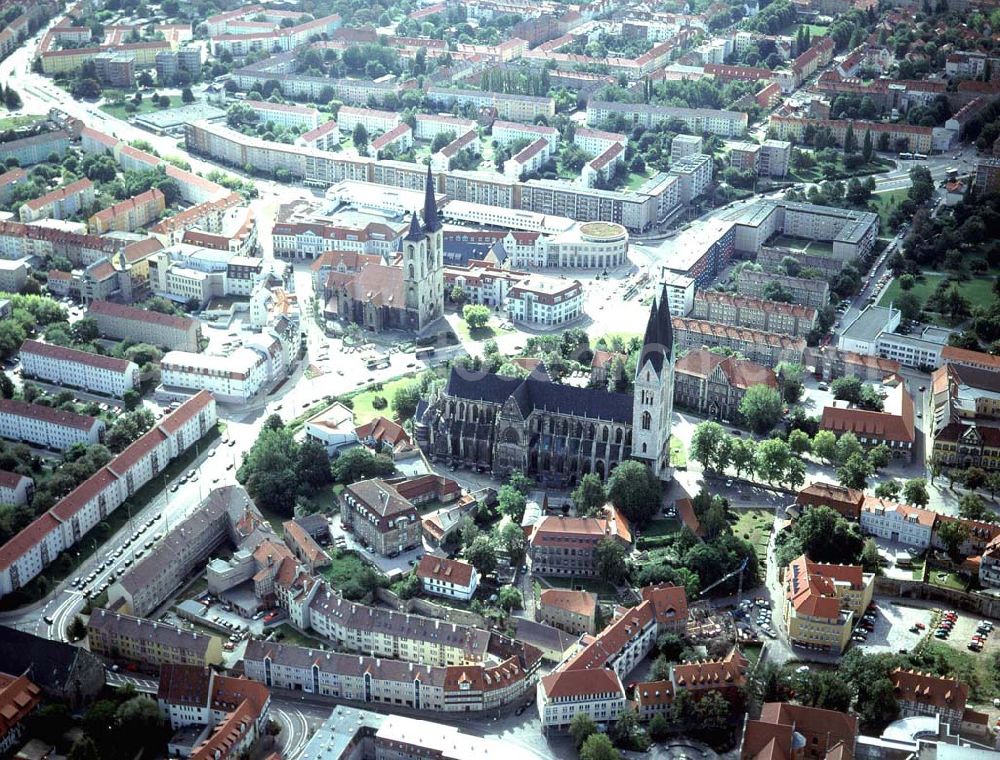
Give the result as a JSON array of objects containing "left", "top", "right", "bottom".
[
  {"left": 416, "top": 555, "right": 477, "bottom": 588},
  {"left": 0, "top": 513, "right": 62, "bottom": 570},
  {"left": 891, "top": 669, "right": 968, "bottom": 712},
  {"left": 820, "top": 384, "right": 914, "bottom": 444},
  {"left": 539, "top": 589, "right": 597, "bottom": 618},
  {"left": 89, "top": 299, "right": 196, "bottom": 332}
]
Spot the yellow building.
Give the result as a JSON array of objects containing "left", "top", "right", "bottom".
[
  {"left": 782, "top": 554, "right": 874, "bottom": 654},
  {"left": 87, "top": 610, "right": 224, "bottom": 669}
]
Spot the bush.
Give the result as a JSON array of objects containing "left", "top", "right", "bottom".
[{"left": 371, "top": 396, "right": 388, "bottom": 410}]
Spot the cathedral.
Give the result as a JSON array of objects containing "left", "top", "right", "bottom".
[
  {"left": 325, "top": 166, "right": 445, "bottom": 333},
  {"left": 414, "top": 288, "right": 676, "bottom": 485}
]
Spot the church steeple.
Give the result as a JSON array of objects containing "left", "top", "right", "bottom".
[
  {"left": 422, "top": 164, "right": 441, "bottom": 233},
  {"left": 405, "top": 210, "right": 423, "bottom": 242}
]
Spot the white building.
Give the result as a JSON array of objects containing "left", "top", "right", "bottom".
[
  {"left": 336, "top": 107, "right": 401, "bottom": 137},
  {"left": 759, "top": 139, "right": 792, "bottom": 178},
  {"left": 161, "top": 348, "right": 268, "bottom": 403},
  {"left": 668, "top": 153, "right": 713, "bottom": 204},
  {"left": 573, "top": 127, "right": 627, "bottom": 158},
  {"left": 492, "top": 121, "right": 559, "bottom": 152},
  {"left": 0, "top": 471, "right": 33, "bottom": 506},
  {"left": 303, "top": 402, "right": 359, "bottom": 456},
  {"left": 243, "top": 100, "right": 321, "bottom": 131},
  {"left": 537, "top": 669, "right": 626, "bottom": 734},
  {"left": 415, "top": 556, "right": 479, "bottom": 601},
  {"left": 505, "top": 276, "right": 583, "bottom": 326},
  {"left": 0, "top": 392, "right": 218, "bottom": 596},
  {"left": 660, "top": 271, "right": 696, "bottom": 316},
  {"left": 838, "top": 304, "right": 901, "bottom": 355},
  {"left": 504, "top": 138, "right": 553, "bottom": 179},
  {"left": 0, "top": 399, "right": 104, "bottom": 451},
  {"left": 19, "top": 340, "right": 140, "bottom": 398},
  {"left": 875, "top": 327, "right": 949, "bottom": 370},
  {"left": 414, "top": 114, "right": 477, "bottom": 142},
  {"left": 860, "top": 498, "right": 935, "bottom": 550},
  {"left": 671, "top": 134, "right": 703, "bottom": 158}
]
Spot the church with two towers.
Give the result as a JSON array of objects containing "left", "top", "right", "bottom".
[
  {"left": 324, "top": 166, "right": 445, "bottom": 333},
  {"left": 414, "top": 287, "right": 676, "bottom": 485}
]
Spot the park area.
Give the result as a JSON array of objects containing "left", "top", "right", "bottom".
[
  {"left": 730, "top": 509, "right": 773, "bottom": 565},
  {"left": 100, "top": 93, "right": 183, "bottom": 119},
  {"left": 878, "top": 273, "right": 998, "bottom": 322}
]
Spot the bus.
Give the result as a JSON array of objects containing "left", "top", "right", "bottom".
[
  {"left": 898, "top": 152, "right": 913, "bottom": 160},
  {"left": 415, "top": 347, "right": 436, "bottom": 361}
]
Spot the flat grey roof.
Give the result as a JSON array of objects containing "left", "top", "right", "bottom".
[{"left": 843, "top": 305, "right": 898, "bottom": 344}]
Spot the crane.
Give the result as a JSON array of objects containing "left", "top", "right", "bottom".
[{"left": 696, "top": 557, "right": 750, "bottom": 603}]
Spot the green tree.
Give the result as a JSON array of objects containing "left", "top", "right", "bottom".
[
  {"left": 330, "top": 447, "right": 395, "bottom": 484},
  {"left": 595, "top": 537, "right": 628, "bottom": 584},
  {"left": 657, "top": 632, "right": 686, "bottom": 661},
  {"left": 462, "top": 303, "right": 490, "bottom": 329},
  {"left": 776, "top": 362, "right": 805, "bottom": 403},
  {"left": 497, "top": 484, "right": 527, "bottom": 523},
  {"left": 497, "top": 586, "right": 522, "bottom": 610},
  {"left": 391, "top": 382, "right": 421, "bottom": 421},
  {"left": 649, "top": 713, "right": 670, "bottom": 741},
  {"left": 778, "top": 505, "right": 864, "bottom": 566},
  {"left": 834, "top": 431, "right": 863, "bottom": 464},
  {"left": 181, "top": 86, "right": 195, "bottom": 103},
  {"left": 296, "top": 439, "right": 334, "bottom": 492},
  {"left": 844, "top": 122, "right": 857, "bottom": 154},
  {"left": 902, "top": 478, "right": 929, "bottom": 507},
  {"left": 868, "top": 444, "right": 892, "bottom": 471},
  {"left": 964, "top": 467, "right": 988, "bottom": 492},
  {"left": 788, "top": 429, "right": 812, "bottom": 455},
  {"left": 572, "top": 473, "right": 607, "bottom": 516},
  {"left": 874, "top": 480, "right": 901, "bottom": 500},
  {"left": 0, "top": 371, "right": 13, "bottom": 399},
  {"left": 936, "top": 519, "right": 968, "bottom": 558},
  {"left": 690, "top": 421, "right": 725, "bottom": 470},
  {"left": 838, "top": 452, "right": 873, "bottom": 490},
  {"left": 607, "top": 460, "right": 661, "bottom": 527},
  {"left": 236, "top": 426, "right": 300, "bottom": 517},
  {"left": 754, "top": 438, "right": 792, "bottom": 485},
  {"left": 959, "top": 493, "right": 993, "bottom": 522},
  {"left": 570, "top": 712, "right": 598, "bottom": 749},
  {"left": 67, "top": 615, "right": 86, "bottom": 641},
  {"left": 739, "top": 384, "right": 784, "bottom": 434},
  {"left": 580, "top": 733, "right": 620, "bottom": 760},
  {"left": 812, "top": 430, "right": 837, "bottom": 463},
  {"left": 499, "top": 520, "right": 526, "bottom": 561},
  {"left": 694, "top": 690, "right": 730, "bottom": 730},
  {"left": 352, "top": 123, "right": 369, "bottom": 151},
  {"left": 465, "top": 534, "right": 497, "bottom": 575},
  {"left": 860, "top": 538, "right": 881, "bottom": 573},
  {"left": 796, "top": 669, "right": 853, "bottom": 712},
  {"left": 862, "top": 129, "right": 873, "bottom": 162}
]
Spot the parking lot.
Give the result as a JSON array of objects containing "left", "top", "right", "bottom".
[
  {"left": 66, "top": 513, "right": 166, "bottom": 599},
  {"left": 851, "top": 599, "right": 932, "bottom": 654},
  {"left": 327, "top": 513, "right": 426, "bottom": 577}
]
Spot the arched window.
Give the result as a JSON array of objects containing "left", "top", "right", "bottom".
[
  {"left": 642, "top": 442, "right": 647, "bottom": 453},
  {"left": 641, "top": 411, "right": 651, "bottom": 430},
  {"left": 408, "top": 264, "right": 414, "bottom": 278}
]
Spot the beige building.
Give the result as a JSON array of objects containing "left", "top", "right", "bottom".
[
  {"left": 338, "top": 479, "right": 422, "bottom": 557},
  {"left": 782, "top": 554, "right": 874, "bottom": 654},
  {"left": 691, "top": 290, "right": 818, "bottom": 338},
  {"left": 87, "top": 610, "right": 223, "bottom": 669},
  {"left": 537, "top": 589, "right": 598, "bottom": 635},
  {"left": 88, "top": 299, "right": 202, "bottom": 352}
]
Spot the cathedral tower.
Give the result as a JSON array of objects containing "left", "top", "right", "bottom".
[
  {"left": 403, "top": 165, "right": 445, "bottom": 329},
  {"left": 632, "top": 284, "right": 675, "bottom": 480}
]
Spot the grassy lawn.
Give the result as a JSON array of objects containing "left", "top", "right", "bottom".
[
  {"left": 100, "top": 94, "right": 183, "bottom": 119},
  {"left": 743, "top": 642, "right": 763, "bottom": 668},
  {"left": 0, "top": 113, "right": 45, "bottom": 130},
  {"left": 730, "top": 509, "right": 774, "bottom": 565},
  {"left": 625, "top": 170, "right": 655, "bottom": 190},
  {"left": 640, "top": 518, "right": 679, "bottom": 539},
  {"left": 670, "top": 437, "right": 687, "bottom": 469},
  {"left": 802, "top": 239, "right": 834, "bottom": 255},
  {"left": 345, "top": 375, "right": 419, "bottom": 426},
  {"left": 909, "top": 558, "right": 926, "bottom": 581},
  {"left": 916, "top": 641, "right": 997, "bottom": 704},
  {"left": 878, "top": 273, "right": 998, "bottom": 316},
  {"left": 453, "top": 317, "right": 497, "bottom": 343},
  {"left": 540, "top": 575, "right": 619, "bottom": 598},
  {"left": 871, "top": 188, "right": 910, "bottom": 229},
  {"left": 321, "top": 549, "right": 382, "bottom": 588},
  {"left": 770, "top": 234, "right": 811, "bottom": 252},
  {"left": 274, "top": 623, "right": 326, "bottom": 649},
  {"left": 796, "top": 23, "right": 829, "bottom": 36},
  {"left": 926, "top": 566, "right": 967, "bottom": 591}
]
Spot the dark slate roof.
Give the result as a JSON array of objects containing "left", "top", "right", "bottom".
[
  {"left": 0, "top": 625, "right": 103, "bottom": 693},
  {"left": 423, "top": 164, "right": 441, "bottom": 233},
  {"left": 443, "top": 240, "right": 493, "bottom": 266},
  {"left": 445, "top": 369, "right": 522, "bottom": 404},
  {"left": 405, "top": 211, "right": 424, "bottom": 243},
  {"left": 639, "top": 283, "right": 674, "bottom": 373},
  {"left": 444, "top": 368, "right": 632, "bottom": 423}
]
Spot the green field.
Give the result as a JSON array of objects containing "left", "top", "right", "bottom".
[
  {"left": 346, "top": 375, "right": 419, "bottom": 425},
  {"left": 100, "top": 94, "right": 183, "bottom": 119},
  {"left": 878, "top": 274, "right": 998, "bottom": 315},
  {"left": 916, "top": 641, "right": 997, "bottom": 704},
  {"left": 796, "top": 23, "right": 829, "bottom": 37},
  {"left": 0, "top": 114, "right": 44, "bottom": 130},
  {"left": 871, "top": 188, "right": 909, "bottom": 230},
  {"left": 731, "top": 509, "right": 774, "bottom": 565},
  {"left": 670, "top": 437, "right": 687, "bottom": 469},
  {"left": 321, "top": 549, "right": 382, "bottom": 588}
]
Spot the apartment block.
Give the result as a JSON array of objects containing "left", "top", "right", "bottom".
[
  {"left": 338, "top": 479, "right": 421, "bottom": 557},
  {"left": 87, "top": 610, "right": 224, "bottom": 669},
  {"left": 19, "top": 340, "right": 139, "bottom": 398},
  {"left": 0, "top": 471, "right": 33, "bottom": 507},
  {"left": 759, "top": 139, "right": 791, "bottom": 178},
  {"left": 671, "top": 317, "right": 806, "bottom": 368},
  {"left": 820, "top": 383, "right": 915, "bottom": 462},
  {"left": 87, "top": 188, "right": 165, "bottom": 234},
  {"left": 336, "top": 106, "right": 401, "bottom": 136},
  {"left": 244, "top": 99, "right": 321, "bottom": 131},
  {"left": 587, "top": 101, "right": 748, "bottom": 137},
  {"left": 691, "top": 290, "right": 817, "bottom": 338},
  {"left": 674, "top": 349, "right": 778, "bottom": 422},
  {"left": 769, "top": 115, "right": 933, "bottom": 155},
  {"left": 735, "top": 269, "right": 829, "bottom": 308},
  {"left": 0, "top": 393, "right": 217, "bottom": 596},
  {"left": 537, "top": 589, "right": 597, "bottom": 635},
  {"left": 668, "top": 153, "right": 713, "bottom": 203},
  {"left": 528, "top": 508, "right": 632, "bottom": 577},
  {"left": 782, "top": 554, "right": 874, "bottom": 654},
  {"left": 19, "top": 178, "right": 95, "bottom": 223},
  {"left": 492, "top": 120, "right": 559, "bottom": 152},
  {"left": 0, "top": 169, "right": 28, "bottom": 205},
  {"left": 659, "top": 271, "right": 695, "bottom": 316},
  {"left": 88, "top": 299, "right": 202, "bottom": 352},
  {"left": 0, "top": 399, "right": 104, "bottom": 451},
  {"left": 0, "top": 130, "right": 70, "bottom": 168},
  {"left": 860, "top": 497, "right": 935, "bottom": 550},
  {"left": 505, "top": 275, "right": 583, "bottom": 326}
]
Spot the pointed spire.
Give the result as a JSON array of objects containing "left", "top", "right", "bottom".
[
  {"left": 405, "top": 210, "right": 423, "bottom": 242},
  {"left": 423, "top": 163, "right": 441, "bottom": 233}
]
